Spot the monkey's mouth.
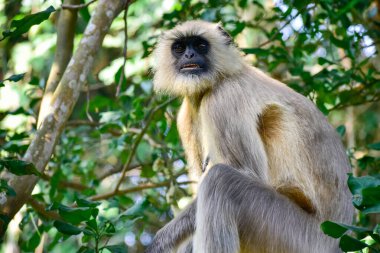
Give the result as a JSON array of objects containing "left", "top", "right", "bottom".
[{"left": 180, "top": 63, "right": 202, "bottom": 70}]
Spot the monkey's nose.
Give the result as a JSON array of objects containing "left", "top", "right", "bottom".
[{"left": 185, "top": 48, "right": 195, "bottom": 59}]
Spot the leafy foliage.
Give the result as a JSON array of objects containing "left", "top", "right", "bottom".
[{"left": 322, "top": 175, "right": 380, "bottom": 252}]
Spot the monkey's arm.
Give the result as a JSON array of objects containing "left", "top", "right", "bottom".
[
  {"left": 145, "top": 200, "right": 196, "bottom": 253},
  {"left": 204, "top": 92, "right": 270, "bottom": 180}
]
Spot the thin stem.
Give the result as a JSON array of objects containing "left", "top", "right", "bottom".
[{"left": 113, "top": 98, "right": 176, "bottom": 192}]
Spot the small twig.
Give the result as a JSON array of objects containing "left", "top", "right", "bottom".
[
  {"left": 116, "top": 1, "right": 131, "bottom": 96},
  {"left": 85, "top": 83, "right": 94, "bottom": 122},
  {"left": 62, "top": 0, "right": 97, "bottom": 10},
  {"left": 91, "top": 180, "right": 193, "bottom": 201},
  {"left": 27, "top": 198, "right": 61, "bottom": 220},
  {"left": 113, "top": 98, "right": 176, "bottom": 192},
  {"left": 258, "top": 13, "right": 299, "bottom": 48},
  {"left": 81, "top": 83, "right": 108, "bottom": 92},
  {"left": 97, "top": 164, "right": 142, "bottom": 181},
  {"left": 66, "top": 120, "right": 100, "bottom": 127}
]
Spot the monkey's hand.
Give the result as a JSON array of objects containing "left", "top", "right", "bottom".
[
  {"left": 145, "top": 201, "right": 196, "bottom": 253},
  {"left": 145, "top": 225, "right": 175, "bottom": 253}
]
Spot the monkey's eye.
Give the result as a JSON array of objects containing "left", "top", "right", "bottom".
[
  {"left": 195, "top": 40, "right": 209, "bottom": 53},
  {"left": 198, "top": 43, "right": 206, "bottom": 49},
  {"left": 172, "top": 42, "right": 186, "bottom": 54}
]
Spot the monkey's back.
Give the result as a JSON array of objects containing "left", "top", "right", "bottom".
[{"left": 199, "top": 64, "right": 353, "bottom": 224}]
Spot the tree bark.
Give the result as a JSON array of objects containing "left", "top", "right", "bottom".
[
  {"left": 37, "top": 0, "right": 81, "bottom": 127},
  {"left": 0, "top": 0, "right": 128, "bottom": 236}
]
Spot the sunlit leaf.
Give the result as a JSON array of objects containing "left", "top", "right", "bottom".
[
  {"left": 119, "top": 198, "right": 149, "bottom": 219},
  {"left": 137, "top": 141, "right": 153, "bottom": 163}
]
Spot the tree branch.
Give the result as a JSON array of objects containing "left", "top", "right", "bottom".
[
  {"left": 0, "top": 0, "right": 129, "bottom": 237},
  {"left": 40, "top": 173, "right": 89, "bottom": 191},
  {"left": 97, "top": 164, "right": 142, "bottom": 181},
  {"left": 27, "top": 198, "right": 61, "bottom": 220},
  {"left": 62, "top": 0, "right": 97, "bottom": 10}
]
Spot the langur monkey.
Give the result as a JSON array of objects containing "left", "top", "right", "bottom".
[{"left": 146, "top": 20, "right": 353, "bottom": 253}]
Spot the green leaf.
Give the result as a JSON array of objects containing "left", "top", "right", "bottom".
[
  {"left": 7, "top": 73, "right": 26, "bottom": 82},
  {"left": 58, "top": 205, "right": 93, "bottom": 224},
  {"left": 321, "top": 221, "right": 349, "bottom": 238},
  {"left": 242, "top": 48, "right": 269, "bottom": 56},
  {"left": 330, "top": 35, "right": 350, "bottom": 49},
  {"left": 104, "top": 221, "right": 116, "bottom": 234},
  {"left": 77, "top": 246, "right": 95, "bottom": 253},
  {"left": 336, "top": 125, "right": 346, "bottom": 138},
  {"left": 230, "top": 22, "right": 246, "bottom": 37},
  {"left": 368, "top": 142, "right": 380, "bottom": 150},
  {"left": 335, "top": 0, "right": 361, "bottom": 18},
  {"left": 23, "top": 232, "right": 41, "bottom": 251},
  {"left": 0, "top": 158, "right": 41, "bottom": 176},
  {"left": 85, "top": 219, "right": 98, "bottom": 231},
  {"left": 53, "top": 220, "right": 82, "bottom": 235},
  {"left": 374, "top": 224, "right": 380, "bottom": 235},
  {"left": 322, "top": 221, "right": 371, "bottom": 238},
  {"left": 120, "top": 198, "right": 149, "bottom": 219},
  {"left": 347, "top": 175, "right": 380, "bottom": 213},
  {"left": 141, "top": 165, "right": 155, "bottom": 178},
  {"left": 137, "top": 141, "right": 153, "bottom": 163},
  {"left": 318, "top": 57, "right": 335, "bottom": 66},
  {"left": 102, "top": 245, "right": 127, "bottom": 253},
  {"left": 348, "top": 174, "right": 380, "bottom": 196},
  {"left": 0, "top": 180, "right": 16, "bottom": 196},
  {"left": 75, "top": 198, "right": 101, "bottom": 208},
  {"left": 339, "top": 234, "right": 368, "bottom": 251},
  {"left": 1, "top": 6, "right": 56, "bottom": 41},
  {"left": 0, "top": 73, "right": 26, "bottom": 86},
  {"left": 362, "top": 204, "right": 380, "bottom": 214}
]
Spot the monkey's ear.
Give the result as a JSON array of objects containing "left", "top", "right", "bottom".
[{"left": 217, "top": 24, "right": 233, "bottom": 45}]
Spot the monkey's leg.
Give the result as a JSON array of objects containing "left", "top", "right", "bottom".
[
  {"left": 193, "top": 164, "right": 337, "bottom": 253},
  {"left": 145, "top": 201, "right": 196, "bottom": 253}
]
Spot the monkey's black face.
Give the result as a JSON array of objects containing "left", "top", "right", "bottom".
[{"left": 171, "top": 36, "right": 210, "bottom": 76}]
